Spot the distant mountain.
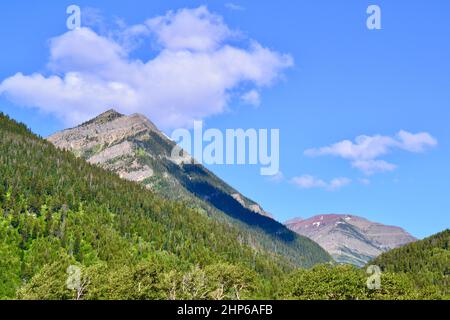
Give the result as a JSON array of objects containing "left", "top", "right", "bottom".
[
  {"left": 285, "top": 214, "right": 416, "bottom": 266},
  {"left": 48, "top": 109, "right": 331, "bottom": 268},
  {"left": 370, "top": 229, "right": 449, "bottom": 296}
]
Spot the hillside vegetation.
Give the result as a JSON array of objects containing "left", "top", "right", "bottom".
[
  {"left": 47, "top": 110, "right": 326, "bottom": 267},
  {"left": 0, "top": 112, "right": 329, "bottom": 299},
  {"left": 0, "top": 112, "right": 447, "bottom": 300},
  {"left": 370, "top": 229, "right": 449, "bottom": 297}
]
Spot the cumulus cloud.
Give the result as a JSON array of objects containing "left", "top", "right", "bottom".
[
  {"left": 305, "top": 131, "right": 437, "bottom": 175},
  {"left": 291, "top": 175, "right": 351, "bottom": 191},
  {"left": 146, "top": 6, "right": 234, "bottom": 52},
  {"left": 0, "top": 6, "right": 293, "bottom": 129}
]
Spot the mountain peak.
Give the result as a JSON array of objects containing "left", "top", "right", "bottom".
[
  {"left": 81, "top": 109, "right": 124, "bottom": 126},
  {"left": 285, "top": 214, "right": 416, "bottom": 266},
  {"left": 128, "top": 113, "right": 159, "bottom": 132},
  {"left": 46, "top": 108, "right": 332, "bottom": 268}
]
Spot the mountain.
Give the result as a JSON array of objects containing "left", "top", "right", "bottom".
[
  {"left": 285, "top": 214, "right": 416, "bottom": 266},
  {"left": 370, "top": 229, "right": 449, "bottom": 297},
  {"left": 47, "top": 109, "right": 331, "bottom": 268},
  {"left": 49, "top": 109, "right": 272, "bottom": 217},
  {"left": 1, "top": 111, "right": 445, "bottom": 300},
  {"left": 0, "top": 111, "right": 332, "bottom": 299}
]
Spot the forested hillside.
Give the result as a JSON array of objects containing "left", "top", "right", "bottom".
[
  {"left": 276, "top": 263, "right": 446, "bottom": 300},
  {"left": 0, "top": 112, "right": 330, "bottom": 299},
  {"left": 370, "top": 230, "right": 449, "bottom": 297},
  {"left": 47, "top": 110, "right": 323, "bottom": 267},
  {"left": 1, "top": 112, "right": 447, "bottom": 300}
]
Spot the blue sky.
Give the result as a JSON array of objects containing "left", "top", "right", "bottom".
[{"left": 1, "top": 1, "right": 449, "bottom": 238}]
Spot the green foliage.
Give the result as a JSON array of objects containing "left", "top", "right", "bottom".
[
  {"left": 0, "top": 242, "right": 21, "bottom": 299},
  {"left": 278, "top": 264, "right": 365, "bottom": 300},
  {"left": 277, "top": 264, "right": 436, "bottom": 300},
  {"left": 161, "top": 262, "right": 258, "bottom": 300},
  {"left": 0, "top": 112, "right": 293, "bottom": 299},
  {"left": 203, "top": 263, "right": 257, "bottom": 300},
  {"left": 17, "top": 254, "right": 75, "bottom": 300},
  {"left": 0, "top": 219, "right": 21, "bottom": 299},
  {"left": 134, "top": 127, "right": 332, "bottom": 268},
  {"left": 0, "top": 112, "right": 447, "bottom": 300},
  {"left": 18, "top": 255, "right": 260, "bottom": 300},
  {"left": 22, "top": 237, "right": 65, "bottom": 279},
  {"left": 370, "top": 230, "right": 449, "bottom": 297}
]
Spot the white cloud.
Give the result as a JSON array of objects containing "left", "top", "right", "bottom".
[
  {"left": 225, "top": 3, "right": 245, "bottom": 11},
  {"left": 267, "top": 171, "right": 284, "bottom": 183},
  {"left": 328, "top": 177, "right": 352, "bottom": 190},
  {"left": 292, "top": 175, "right": 326, "bottom": 189},
  {"left": 351, "top": 159, "right": 397, "bottom": 175},
  {"left": 0, "top": 6, "right": 293, "bottom": 130},
  {"left": 241, "top": 89, "right": 261, "bottom": 107},
  {"left": 305, "top": 134, "right": 397, "bottom": 160},
  {"left": 146, "top": 6, "right": 234, "bottom": 52},
  {"left": 291, "top": 175, "right": 351, "bottom": 191},
  {"left": 305, "top": 131, "right": 437, "bottom": 175},
  {"left": 397, "top": 130, "right": 438, "bottom": 152}
]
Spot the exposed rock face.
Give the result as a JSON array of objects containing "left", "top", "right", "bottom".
[
  {"left": 285, "top": 214, "right": 417, "bottom": 266},
  {"left": 231, "top": 193, "right": 273, "bottom": 218},
  {"left": 48, "top": 109, "right": 273, "bottom": 218},
  {"left": 48, "top": 110, "right": 159, "bottom": 183}
]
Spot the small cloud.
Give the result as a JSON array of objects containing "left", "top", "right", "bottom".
[
  {"left": 291, "top": 175, "right": 326, "bottom": 189},
  {"left": 305, "top": 131, "right": 437, "bottom": 175},
  {"left": 267, "top": 171, "right": 284, "bottom": 183},
  {"left": 352, "top": 159, "right": 397, "bottom": 175},
  {"left": 328, "top": 177, "right": 352, "bottom": 190},
  {"left": 241, "top": 90, "right": 261, "bottom": 107},
  {"left": 291, "top": 175, "right": 351, "bottom": 191},
  {"left": 397, "top": 130, "right": 438, "bottom": 152},
  {"left": 225, "top": 3, "right": 245, "bottom": 11}
]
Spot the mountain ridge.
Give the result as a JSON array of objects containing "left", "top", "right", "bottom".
[
  {"left": 369, "top": 229, "right": 449, "bottom": 297},
  {"left": 1, "top": 110, "right": 319, "bottom": 299},
  {"left": 48, "top": 109, "right": 272, "bottom": 218},
  {"left": 285, "top": 214, "right": 416, "bottom": 266},
  {"left": 47, "top": 109, "right": 331, "bottom": 267}
]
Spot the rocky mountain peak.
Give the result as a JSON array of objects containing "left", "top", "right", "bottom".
[
  {"left": 81, "top": 109, "right": 124, "bottom": 126},
  {"left": 48, "top": 109, "right": 274, "bottom": 221},
  {"left": 285, "top": 214, "right": 416, "bottom": 266},
  {"left": 127, "top": 113, "right": 160, "bottom": 133},
  {"left": 48, "top": 110, "right": 164, "bottom": 153}
]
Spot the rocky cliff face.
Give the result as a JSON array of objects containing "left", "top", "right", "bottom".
[
  {"left": 48, "top": 109, "right": 273, "bottom": 218},
  {"left": 285, "top": 214, "right": 417, "bottom": 266}
]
